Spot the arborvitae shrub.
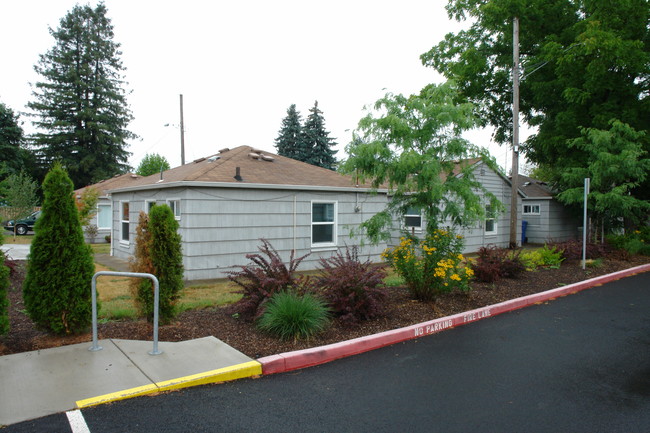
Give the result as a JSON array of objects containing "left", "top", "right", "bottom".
[
  {"left": 22, "top": 163, "right": 95, "bottom": 335},
  {"left": 129, "top": 211, "right": 155, "bottom": 319},
  {"left": 148, "top": 204, "right": 184, "bottom": 323}
]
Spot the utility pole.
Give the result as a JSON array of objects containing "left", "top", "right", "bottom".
[
  {"left": 509, "top": 16, "right": 520, "bottom": 249},
  {"left": 179, "top": 94, "right": 185, "bottom": 165}
]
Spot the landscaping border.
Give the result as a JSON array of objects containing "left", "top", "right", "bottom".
[{"left": 258, "top": 263, "right": 650, "bottom": 374}]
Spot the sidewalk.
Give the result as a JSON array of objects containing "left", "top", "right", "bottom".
[{"left": 0, "top": 337, "right": 259, "bottom": 426}]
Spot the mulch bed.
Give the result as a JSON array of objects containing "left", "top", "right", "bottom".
[{"left": 1, "top": 254, "right": 649, "bottom": 358}]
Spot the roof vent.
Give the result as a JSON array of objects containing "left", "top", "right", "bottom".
[
  {"left": 193, "top": 157, "right": 206, "bottom": 163},
  {"left": 234, "top": 167, "right": 243, "bottom": 181},
  {"left": 219, "top": 148, "right": 230, "bottom": 153},
  {"left": 208, "top": 155, "right": 220, "bottom": 162},
  {"left": 130, "top": 174, "right": 138, "bottom": 178},
  {"left": 248, "top": 152, "right": 260, "bottom": 160},
  {"left": 260, "top": 154, "right": 274, "bottom": 162}
]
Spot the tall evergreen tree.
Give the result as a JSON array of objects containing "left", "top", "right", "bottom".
[
  {"left": 274, "top": 104, "right": 303, "bottom": 159},
  {"left": 23, "top": 163, "right": 95, "bottom": 335},
  {"left": 27, "top": 3, "right": 134, "bottom": 189},
  {"left": 301, "top": 101, "right": 338, "bottom": 170},
  {"left": 0, "top": 102, "right": 34, "bottom": 178}
]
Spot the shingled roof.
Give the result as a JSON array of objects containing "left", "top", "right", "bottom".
[
  {"left": 514, "top": 174, "right": 554, "bottom": 198},
  {"left": 108, "top": 146, "right": 376, "bottom": 193},
  {"left": 74, "top": 172, "right": 142, "bottom": 197}
]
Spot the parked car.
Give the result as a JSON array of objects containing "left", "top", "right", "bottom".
[{"left": 4, "top": 211, "right": 41, "bottom": 235}]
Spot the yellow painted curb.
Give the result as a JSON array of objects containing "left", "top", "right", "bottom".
[
  {"left": 76, "top": 383, "right": 159, "bottom": 408},
  {"left": 156, "top": 361, "right": 262, "bottom": 392},
  {"left": 75, "top": 361, "right": 262, "bottom": 409}
]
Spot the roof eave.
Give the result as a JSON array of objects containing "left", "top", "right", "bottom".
[{"left": 108, "top": 181, "right": 388, "bottom": 194}]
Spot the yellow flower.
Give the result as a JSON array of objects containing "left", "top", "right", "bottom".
[{"left": 450, "top": 273, "right": 461, "bottom": 281}]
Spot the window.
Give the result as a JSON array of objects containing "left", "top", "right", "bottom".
[
  {"left": 523, "top": 204, "right": 541, "bottom": 215},
  {"left": 145, "top": 200, "right": 157, "bottom": 213},
  {"left": 404, "top": 206, "right": 422, "bottom": 231},
  {"left": 167, "top": 199, "right": 181, "bottom": 220},
  {"left": 485, "top": 205, "right": 497, "bottom": 235},
  {"left": 120, "top": 202, "right": 130, "bottom": 243},
  {"left": 312, "top": 201, "right": 336, "bottom": 247},
  {"left": 97, "top": 204, "right": 111, "bottom": 230}
]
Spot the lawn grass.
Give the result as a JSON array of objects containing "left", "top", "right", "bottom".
[{"left": 2, "top": 234, "right": 34, "bottom": 244}]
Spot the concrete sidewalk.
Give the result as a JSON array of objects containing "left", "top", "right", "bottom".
[{"left": 0, "top": 337, "right": 259, "bottom": 426}]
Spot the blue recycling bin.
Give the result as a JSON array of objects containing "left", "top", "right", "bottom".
[{"left": 521, "top": 220, "right": 528, "bottom": 245}]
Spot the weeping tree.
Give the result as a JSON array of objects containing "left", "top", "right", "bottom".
[{"left": 23, "top": 163, "right": 95, "bottom": 335}]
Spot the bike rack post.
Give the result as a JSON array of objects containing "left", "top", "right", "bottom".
[{"left": 90, "top": 271, "right": 163, "bottom": 355}]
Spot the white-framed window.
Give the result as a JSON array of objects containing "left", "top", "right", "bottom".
[
  {"left": 523, "top": 203, "right": 541, "bottom": 215},
  {"left": 485, "top": 205, "right": 497, "bottom": 235},
  {"left": 97, "top": 203, "right": 111, "bottom": 230},
  {"left": 311, "top": 201, "right": 337, "bottom": 247},
  {"left": 166, "top": 199, "right": 181, "bottom": 220},
  {"left": 120, "top": 201, "right": 130, "bottom": 243},
  {"left": 404, "top": 206, "right": 422, "bottom": 231},
  {"left": 145, "top": 200, "right": 157, "bottom": 213}
]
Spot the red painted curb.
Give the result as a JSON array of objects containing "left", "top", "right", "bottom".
[{"left": 258, "top": 263, "right": 650, "bottom": 375}]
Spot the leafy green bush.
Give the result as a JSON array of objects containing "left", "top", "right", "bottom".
[
  {"left": 227, "top": 239, "right": 309, "bottom": 320},
  {"left": 471, "top": 245, "right": 525, "bottom": 283},
  {"left": 520, "top": 245, "right": 565, "bottom": 270},
  {"left": 382, "top": 230, "right": 472, "bottom": 301},
  {"left": 23, "top": 163, "right": 95, "bottom": 335},
  {"left": 314, "top": 246, "right": 387, "bottom": 324},
  {"left": 607, "top": 228, "right": 650, "bottom": 256},
  {"left": 257, "top": 291, "right": 330, "bottom": 341}
]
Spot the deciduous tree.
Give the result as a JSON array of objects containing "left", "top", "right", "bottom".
[
  {"left": 136, "top": 153, "right": 171, "bottom": 177},
  {"left": 341, "top": 81, "right": 502, "bottom": 243}
]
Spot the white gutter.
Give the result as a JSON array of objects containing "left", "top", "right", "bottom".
[{"left": 108, "top": 180, "right": 388, "bottom": 195}]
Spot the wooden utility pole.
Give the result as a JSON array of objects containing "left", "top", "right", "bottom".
[
  {"left": 509, "top": 16, "right": 520, "bottom": 249},
  {"left": 180, "top": 94, "right": 185, "bottom": 165}
]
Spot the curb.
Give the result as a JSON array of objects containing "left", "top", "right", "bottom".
[
  {"left": 258, "top": 263, "right": 650, "bottom": 375},
  {"left": 75, "top": 361, "right": 262, "bottom": 408}
]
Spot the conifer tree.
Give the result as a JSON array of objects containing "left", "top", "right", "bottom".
[
  {"left": 148, "top": 204, "right": 184, "bottom": 323},
  {"left": 274, "top": 104, "right": 303, "bottom": 160},
  {"left": 23, "top": 163, "right": 95, "bottom": 335},
  {"left": 0, "top": 102, "right": 29, "bottom": 177},
  {"left": 301, "top": 101, "right": 338, "bottom": 170},
  {"left": 28, "top": 3, "right": 134, "bottom": 188},
  {"left": 130, "top": 211, "right": 155, "bottom": 319}
]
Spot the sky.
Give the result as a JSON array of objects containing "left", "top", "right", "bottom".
[{"left": 0, "top": 0, "right": 521, "bottom": 172}]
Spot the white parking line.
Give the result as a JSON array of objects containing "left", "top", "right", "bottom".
[{"left": 66, "top": 410, "right": 91, "bottom": 433}]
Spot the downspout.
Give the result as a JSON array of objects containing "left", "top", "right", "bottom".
[{"left": 293, "top": 194, "right": 297, "bottom": 255}]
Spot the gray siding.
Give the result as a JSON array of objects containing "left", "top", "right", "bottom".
[
  {"left": 523, "top": 199, "right": 579, "bottom": 244},
  {"left": 111, "top": 186, "right": 387, "bottom": 280},
  {"left": 388, "top": 161, "right": 519, "bottom": 253}
]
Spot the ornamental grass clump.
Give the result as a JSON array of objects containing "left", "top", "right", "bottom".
[
  {"left": 382, "top": 229, "right": 472, "bottom": 301},
  {"left": 257, "top": 291, "right": 330, "bottom": 341},
  {"left": 314, "top": 246, "right": 387, "bottom": 324}
]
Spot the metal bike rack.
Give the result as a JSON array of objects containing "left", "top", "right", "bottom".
[{"left": 90, "top": 271, "right": 163, "bottom": 355}]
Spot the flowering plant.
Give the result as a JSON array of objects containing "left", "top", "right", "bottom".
[{"left": 382, "top": 229, "right": 472, "bottom": 301}]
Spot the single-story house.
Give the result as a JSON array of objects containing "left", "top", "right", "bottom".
[
  {"left": 75, "top": 173, "right": 143, "bottom": 243},
  {"left": 106, "top": 146, "right": 389, "bottom": 281},
  {"left": 515, "top": 175, "right": 580, "bottom": 244},
  {"left": 388, "top": 158, "right": 526, "bottom": 253}
]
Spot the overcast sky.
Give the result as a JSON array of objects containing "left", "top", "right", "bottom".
[{"left": 0, "top": 0, "right": 519, "bottom": 172}]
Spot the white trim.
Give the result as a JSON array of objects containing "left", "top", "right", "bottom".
[
  {"left": 119, "top": 201, "right": 130, "bottom": 244},
  {"left": 109, "top": 181, "right": 387, "bottom": 194},
  {"left": 311, "top": 200, "right": 337, "bottom": 248},
  {"left": 166, "top": 198, "right": 181, "bottom": 220},
  {"left": 96, "top": 203, "right": 112, "bottom": 230},
  {"left": 403, "top": 206, "right": 423, "bottom": 232},
  {"left": 485, "top": 204, "right": 497, "bottom": 236},
  {"left": 522, "top": 203, "right": 541, "bottom": 216}
]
